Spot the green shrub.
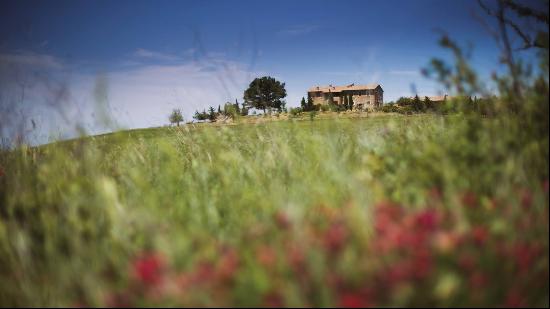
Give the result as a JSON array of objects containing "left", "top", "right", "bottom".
[{"left": 289, "top": 107, "right": 302, "bottom": 117}]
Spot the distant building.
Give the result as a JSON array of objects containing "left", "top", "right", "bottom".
[{"left": 307, "top": 83, "right": 383, "bottom": 110}]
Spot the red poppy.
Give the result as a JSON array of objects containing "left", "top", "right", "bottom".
[
  {"left": 414, "top": 209, "right": 439, "bottom": 231},
  {"left": 274, "top": 211, "right": 291, "bottom": 229},
  {"left": 461, "top": 191, "right": 478, "bottom": 208},
  {"left": 471, "top": 226, "right": 489, "bottom": 246},
  {"left": 323, "top": 222, "right": 347, "bottom": 253},
  {"left": 131, "top": 252, "right": 165, "bottom": 287},
  {"left": 339, "top": 292, "right": 370, "bottom": 308},
  {"left": 217, "top": 248, "right": 239, "bottom": 282}
]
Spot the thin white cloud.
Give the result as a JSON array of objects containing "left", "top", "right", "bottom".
[
  {"left": 0, "top": 51, "right": 74, "bottom": 146},
  {"left": 278, "top": 24, "right": 320, "bottom": 36},
  {"left": 103, "top": 58, "right": 262, "bottom": 128},
  {"left": 132, "top": 48, "right": 179, "bottom": 61},
  {"left": 0, "top": 50, "right": 264, "bottom": 145},
  {"left": 0, "top": 51, "right": 64, "bottom": 69},
  {"left": 183, "top": 47, "right": 197, "bottom": 57}
]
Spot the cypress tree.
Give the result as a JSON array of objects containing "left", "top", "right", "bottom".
[
  {"left": 209, "top": 106, "right": 216, "bottom": 121},
  {"left": 307, "top": 96, "right": 314, "bottom": 111},
  {"left": 234, "top": 99, "right": 240, "bottom": 113}
]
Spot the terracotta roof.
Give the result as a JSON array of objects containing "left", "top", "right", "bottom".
[{"left": 308, "top": 83, "right": 381, "bottom": 93}]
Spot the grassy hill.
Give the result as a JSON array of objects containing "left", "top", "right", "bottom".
[{"left": 1, "top": 112, "right": 548, "bottom": 306}]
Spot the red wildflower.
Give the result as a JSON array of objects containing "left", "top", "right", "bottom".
[
  {"left": 461, "top": 191, "right": 478, "bottom": 208},
  {"left": 374, "top": 202, "right": 403, "bottom": 236},
  {"left": 339, "top": 292, "right": 370, "bottom": 308},
  {"left": 217, "top": 248, "right": 239, "bottom": 282},
  {"left": 414, "top": 209, "right": 439, "bottom": 231},
  {"left": 383, "top": 259, "right": 414, "bottom": 285},
  {"left": 505, "top": 289, "right": 526, "bottom": 308},
  {"left": 412, "top": 251, "right": 433, "bottom": 280},
  {"left": 104, "top": 291, "right": 132, "bottom": 307},
  {"left": 192, "top": 261, "right": 215, "bottom": 283},
  {"left": 471, "top": 226, "right": 489, "bottom": 246},
  {"left": 323, "top": 222, "right": 347, "bottom": 253},
  {"left": 287, "top": 244, "right": 305, "bottom": 271},
  {"left": 264, "top": 290, "right": 285, "bottom": 307},
  {"left": 520, "top": 189, "right": 533, "bottom": 209},
  {"left": 433, "top": 231, "right": 458, "bottom": 254},
  {"left": 257, "top": 245, "right": 277, "bottom": 267},
  {"left": 458, "top": 253, "right": 476, "bottom": 272},
  {"left": 375, "top": 201, "right": 403, "bottom": 220},
  {"left": 131, "top": 252, "right": 165, "bottom": 287},
  {"left": 512, "top": 242, "right": 541, "bottom": 273},
  {"left": 469, "top": 271, "right": 487, "bottom": 289},
  {"left": 274, "top": 211, "right": 291, "bottom": 229}
]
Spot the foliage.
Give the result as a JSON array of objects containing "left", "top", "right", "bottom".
[
  {"left": 412, "top": 95, "right": 425, "bottom": 112},
  {"left": 424, "top": 96, "right": 434, "bottom": 109},
  {"left": 208, "top": 106, "right": 216, "bottom": 122},
  {"left": 1, "top": 105, "right": 548, "bottom": 306},
  {"left": 168, "top": 109, "right": 184, "bottom": 126},
  {"left": 289, "top": 107, "right": 302, "bottom": 117},
  {"left": 380, "top": 103, "right": 399, "bottom": 113},
  {"left": 223, "top": 103, "right": 239, "bottom": 119},
  {"left": 193, "top": 110, "right": 208, "bottom": 122},
  {"left": 243, "top": 76, "right": 287, "bottom": 113},
  {"left": 300, "top": 97, "right": 307, "bottom": 110},
  {"left": 307, "top": 96, "right": 317, "bottom": 111}
]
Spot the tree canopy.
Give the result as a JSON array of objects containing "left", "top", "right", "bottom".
[
  {"left": 169, "top": 109, "right": 183, "bottom": 126},
  {"left": 243, "top": 76, "right": 287, "bottom": 113}
]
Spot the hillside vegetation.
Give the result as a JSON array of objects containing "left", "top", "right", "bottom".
[{"left": 1, "top": 106, "right": 548, "bottom": 306}]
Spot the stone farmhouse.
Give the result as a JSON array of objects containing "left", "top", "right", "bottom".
[{"left": 307, "top": 83, "right": 384, "bottom": 110}]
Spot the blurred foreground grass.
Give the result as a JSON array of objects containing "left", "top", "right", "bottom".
[{"left": 0, "top": 112, "right": 548, "bottom": 306}]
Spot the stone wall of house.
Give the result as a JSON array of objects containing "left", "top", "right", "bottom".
[
  {"left": 351, "top": 94, "right": 378, "bottom": 110},
  {"left": 308, "top": 89, "right": 383, "bottom": 109}
]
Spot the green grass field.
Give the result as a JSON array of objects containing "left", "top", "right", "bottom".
[{"left": 1, "top": 111, "right": 548, "bottom": 307}]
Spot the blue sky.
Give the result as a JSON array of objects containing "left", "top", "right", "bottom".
[{"left": 0, "top": 0, "right": 542, "bottom": 143}]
